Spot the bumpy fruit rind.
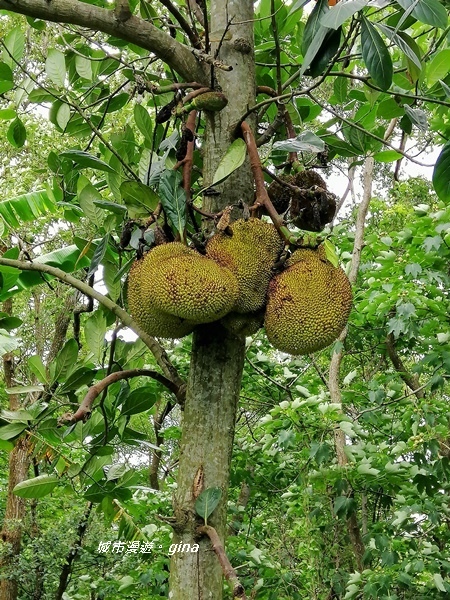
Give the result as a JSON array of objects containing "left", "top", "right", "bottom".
[
  {"left": 264, "top": 247, "right": 352, "bottom": 355},
  {"left": 206, "top": 218, "right": 283, "bottom": 314}
]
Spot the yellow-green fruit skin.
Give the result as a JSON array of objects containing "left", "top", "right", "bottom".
[
  {"left": 220, "top": 310, "right": 264, "bottom": 337},
  {"left": 128, "top": 242, "right": 239, "bottom": 333},
  {"left": 206, "top": 219, "right": 283, "bottom": 314},
  {"left": 127, "top": 257, "right": 196, "bottom": 338},
  {"left": 265, "top": 248, "right": 352, "bottom": 355}
]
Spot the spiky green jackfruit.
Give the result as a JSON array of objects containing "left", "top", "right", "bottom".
[
  {"left": 127, "top": 242, "right": 239, "bottom": 337},
  {"left": 220, "top": 310, "right": 264, "bottom": 337},
  {"left": 265, "top": 247, "right": 352, "bottom": 355},
  {"left": 206, "top": 219, "right": 283, "bottom": 314},
  {"left": 127, "top": 257, "right": 196, "bottom": 338}
]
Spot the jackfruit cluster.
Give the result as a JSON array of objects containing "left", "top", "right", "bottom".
[
  {"left": 206, "top": 218, "right": 283, "bottom": 313},
  {"left": 127, "top": 242, "right": 238, "bottom": 338},
  {"left": 264, "top": 247, "right": 352, "bottom": 355}
]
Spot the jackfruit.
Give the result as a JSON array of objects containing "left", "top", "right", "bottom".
[
  {"left": 264, "top": 247, "right": 352, "bottom": 355},
  {"left": 220, "top": 310, "right": 264, "bottom": 337},
  {"left": 267, "top": 174, "right": 295, "bottom": 214},
  {"left": 127, "top": 242, "right": 239, "bottom": 335},
  {"left": 289, "top": 170, "right": 336, "bottom": 232},
  {"left": 206, "top": 218, "right": 283, "bottom": 314},
  {"left": 127, "top": 256, "right": 197, "bottom": 339}
]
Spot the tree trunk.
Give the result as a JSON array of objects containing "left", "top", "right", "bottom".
[
  {"left": 169, "top": 3, "right": 255, "bottom": 596},
  {"left": 0, "top": 300, "right": 31, "bottom": 600}
]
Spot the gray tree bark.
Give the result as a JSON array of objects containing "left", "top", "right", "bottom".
[{"left": 169, "top": 2, "right": 255, "bottom": 597}]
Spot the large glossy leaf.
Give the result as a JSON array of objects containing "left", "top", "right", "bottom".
[
  {"left": 0, "top": 329, "right": 20, "bottom": 356},
  {"left": 120, "top": 180, "right": 159, "bottom": 218},
  {"left": 7, "top": 118, "right": 26, "bottom": 148},
  {"left": 273, "top": 131, "right": 325, "bottom": 153},
  {"left": 361, "top": 16, "right": 393, "bottom": 90},
  {"left": 59, "top": 150, "right": 115, "bottom": 173},
  {"left": 320, "top": 0, "right": 367, "bottom": 29},
  {"left": 396, "top": 0, "right": 447, "bottom": 28},
  {"left": 53, "top": 339, "right": 78, "bottom": 383},
  {"left": 195, "top": 488, "right": 222, "bottom": 521},
  {"left": 212, "top": 138, "right": 247, "bottom": 186},
  {"left": 309, "top": 27, "right": 342, "bottom": 78},
  {"left": 28, "top": 355, "right": 48, "bottom": 384},
  {"left": 0, "top": 422, "right": 27, "bottom": 440},
  {"left": 432, "top": 141, "right": 450, "bottom": 202},
  {"left": 300, "top": 0, "right": 330, "bottom": 75},
  {"left": 13, "top": 474, "right": 59, "bottom": 498},
  {"left": 134, "top": 104, "right": 153, "bottom": 144},
  {"left": 45, "top": 49, "right": 66, "bottom": 87},
  {"left": 376, "top": 24, "right": 422, "bottom": 70},
  {"left": 2, "top": 27, "right": 25, "bottom": 68},
  {"left": 121, "top": 387, "right": 157, "bottom": 416},
  {"left": 427, "top": 49, "right": 450, "bottom": 87},
  {"left": 0, "top": 190, "right": 56, "bottom": 229},
  {"left": 158, "top": 170, "right": 187, "bottom": 240}
]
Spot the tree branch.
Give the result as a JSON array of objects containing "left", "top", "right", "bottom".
[
  {"left": 0, "top": 257, "right": 184, "bottom": 388},
  {"left": 0, "top": 0, "right": 205, "bottom": 82},
  {"left": 59, "top": 369, "right": 183, "bottom": 424},
  {"left": 197, "top": 525, "right": 247, "bottom": 599}
]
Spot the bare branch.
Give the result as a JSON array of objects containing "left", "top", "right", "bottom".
[
  {"left": 0, "top": 0, "right": 205, "bottom": 82},
  {"left": 59, "top": 368, "right": 183, "bottom": 424},
  {"left": 197, "top": 525, "right": 247, "bottom": 599}
]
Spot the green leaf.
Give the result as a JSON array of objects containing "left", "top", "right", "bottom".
[
  {"left": 374, "top": 150, "right": 403, "bottom": 162},
  {"left": 13, "top": 474, "right": 59, "bottom": 499},
  {"left": 432, "top": 142, "right": 450, "bottom": 202},
  {"left": 361, "top": 16, "right": 393, "bottom": 90},
  {"left": 333, "top": 77, "right": 348, "bottom": 103},
  {"left": 301, "top": 0, "right": 330, "bottom": 76},
  {"left": 195, "top": 487, "right": 222, "bottom": 521},
  {"left": 78, "top": 184, "right": 104, "bottom": 228},
  {"left": 0, "top": 108, "right": 16, "bottom": 120},
  {"left": 0, "top": 329, "right": 20, "bottom": 356},
  {"left": 103, "top": 260, "right": 121, "bottom": 301},
  {"left": 403, "top": 106, "right": 428, "bottom": 131},
  {"left": 93, "top": 200, "right": 127, "bottom": 215},
  {"left": 28, "top": 355, "right": 48, "bottom": 384},
  {"left": 59, "top": 367, "right": 96, "bottom": 392},
  {"left": 396, "top": 0, "right": 447, "bottom": 28},
  {"left": 0, "top": 422, "right": 27, "bottom": 440},
  {"left": 5, "top": 385, "right": 44, "bottom": 395},
  {"left": 59, "top": 150, "right": 115, "bottom": 173},
  {"left": 309, "top": 27, "right": 342, "bottom": 78},
  {"left": 323, "top": 239, "right": 339, "bottom": 267},
  {"left": 45, "top": 49, "right": 66, "bottom": 87},
  {"left": 7, "top": 118, "right": 26, "bottom": 148},
  {"left": 53, "top": 339, "right": 78, "bottom": 382},
  {"left": 3, "top": 27, "right": 25, "bottom": 68},
  {"left": 75, "top": 55, "right": 93, "bottom": 80},
  {"left": 88, "top": 234, "right": 110, "bottom": 277},
  {"left": 134, "top": 104, "right": 153, "bottom": 144},
  {"left": 56, "top": 103, "right": 71, "bottom": 131},
  {"left": 376, "top": 25, "right": 422, "bottom": 70},
  {"left": 320, "top": 0, "right": 367, "bottom": 29},
  {"left": 121, "top": 387, "right": 157, "bottom": 416},
  {"left": 212, "top": 138, "right": 247, "bottom": 186},
  {"left": 433, "top": 573, "right": 446, "bottom": 592},
  {"left": 427, "top": 49, "right": 450, "bottom": 87},
  {"left": 120, "top": 180, "right": 159, "bottom": 218},
  {"left": 158, "top": 170, "right": 187, "bottom": 240},
  {"left": 85, "top": 311, "right": 107, "bottom": 361},
  {"left": 273, "top": 131, "right": 325, "bottom": 153},
  {"left": 0, "top": 315, "right": 22, "bottom": 331}
]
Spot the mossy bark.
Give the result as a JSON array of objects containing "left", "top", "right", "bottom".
[{"left": 169, "top": 1, "right": 255, "bottom": 598}]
